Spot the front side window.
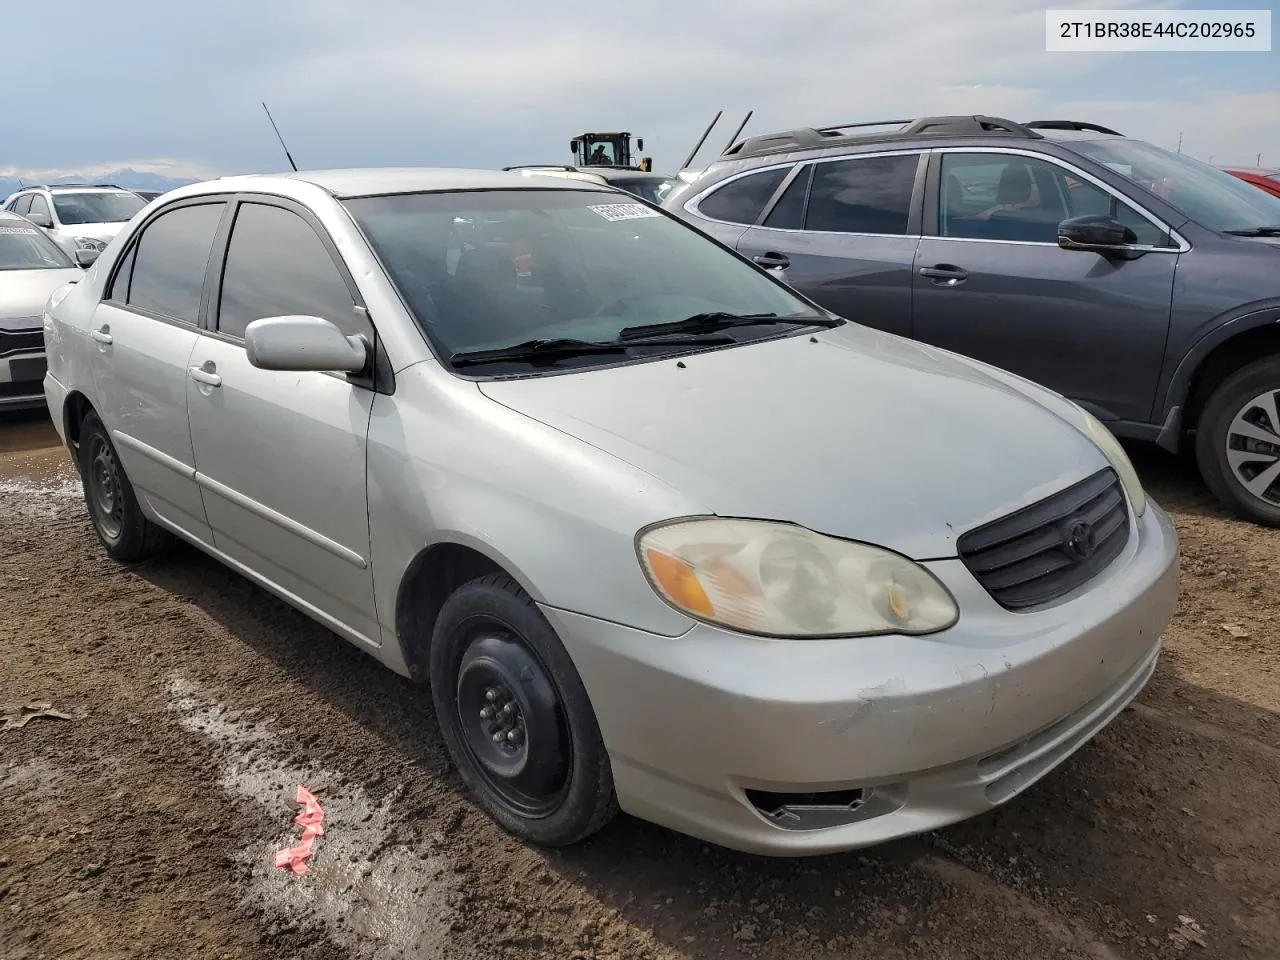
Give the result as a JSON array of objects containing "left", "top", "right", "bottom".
[
  {"left": 125, "top": 202, "right": 225, "bottom": 323},
  {"left": 217, "top": 202, "right": 359, "bottom": 340},
  {"left": 696, "top": 167, "right": 790, "bottom": 224},
  {"left": 1070, "top": 138, "right": 1280, "bottom": 235},
  {"left": 28, "top": 194, "right": 51, "bottom": 222},
  {"left": 0, "top": 221, "right": 75, "bottom": 270},
  {"left": 344, "top": 189, "right": 827, "bottom": 369},
  {"left": 51, "top": 190, "right": 145, "bottom": 225},
  {"left": 806, "top": 154, "right": 919, "bottom": 234},
  {"left": 939, "top": 153, "right": 1169, "bottom": 246}
]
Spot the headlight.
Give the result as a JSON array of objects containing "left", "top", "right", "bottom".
[
  {"left": 1080, "top": 410, "right": 1147, "bottom": 517},
  {"left": 73, "top": 236, "right": 105, "bottom": 251},
  {"left": 637, "top": 518, "right": 959, "bottom": 638}
]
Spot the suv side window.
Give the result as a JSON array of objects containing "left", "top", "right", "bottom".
[
  {"left": 806, "top": 154, "right": 919, "bottom": 234},
  {"left": 12, "top": 195, "right": 32, "bottom": 215},
  {"left": 762, "top": 165, "right": 813, "bottom": 230},
  {"left": 126, "top": 202, "right": 225, "bottom": 323},
  {"left": 696, "top": 166, "right": 790, "bottom": 225},
  {"left": 939, "top": 153, "right": 1169, "bottom": 246},
  {"left": 28, "top": 194, "right": 51, "bottom": 222},
  {"left": 216, "top": 202, "right": 363, "bottom": 341}
]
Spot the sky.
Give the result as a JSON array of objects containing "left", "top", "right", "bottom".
[{"left": 0, "top": 0, "right": 1276, "bottom": 192}]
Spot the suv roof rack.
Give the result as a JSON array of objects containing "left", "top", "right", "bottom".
[
  {"left": 503, "top": 165, "right": 578, "bottom": 172},
  {"left": 1024, "top": 120, "right": 1124, "bottom": 136},
  {"left": 722, "top": 115, "right": 1044, "bottom": 161}
]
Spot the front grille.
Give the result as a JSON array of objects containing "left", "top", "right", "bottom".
[
  {"left": 0, "top": 324, "right": 43, "bottom": 358},
  {"left": 958, "top": 468, "right": 1129, "bottom": 611}
]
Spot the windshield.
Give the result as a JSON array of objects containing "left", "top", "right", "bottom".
[
  {"left": 51, "top": 190, "right": 146, "bottom": 225},
  {"left": 1070, "top": 139, "right": 1280, "bottom": 233},
  {"left": 343, "top": 189, "right": 826, "bottom": 369},
  {"left": 0, "top": 222, "right": 74, "bottom": 270},
  {"left": 616, "top": 178, "right": 677, "bottom": 205}
]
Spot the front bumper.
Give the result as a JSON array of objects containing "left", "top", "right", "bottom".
[{"left": 542, "top": 502, "right": 1179, "bottom": 855}]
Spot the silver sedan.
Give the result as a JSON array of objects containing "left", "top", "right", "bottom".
[{"left": 42, "top": 168, "right": 1178, "bottom": 855}]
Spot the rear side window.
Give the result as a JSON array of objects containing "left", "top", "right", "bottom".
[
  {"left": 216, "top": 202, "right": 360, "bottom": 340},
  {"left": 763, "top": 165, "right": 813, "bottom": 230},
  {"left": 12, "top": 195, "right": 32, "bottom": 215},
  {"left": 125, "top": 202, "right": 225, "bottom": 323},
  {"left": 807, "top": 155, "right": 919, "bottom": 234},
  {"left": 697, "top": 167, "right": 789, "bottom": 224}
]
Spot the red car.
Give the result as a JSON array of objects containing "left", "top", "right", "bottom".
[{"left": 1223, "top": 167, "right": 1280, "bottom": 199}]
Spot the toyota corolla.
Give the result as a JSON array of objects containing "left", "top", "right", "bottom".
[{"left": 42, "top": 168, "right": 1178, "bottom": 855}]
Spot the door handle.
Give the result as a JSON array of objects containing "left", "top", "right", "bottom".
[
  {"left": 919, "top": 264, "right": 968, "bottom": 285},
  {"left": 90, "top": 327, "right": 112, "bottom": 345},
  {"left": 753, "top": 252, "right": 790, "bottom": 270},
  {"left": 188, "top": 365, "right": 222, "bottom": 388}
]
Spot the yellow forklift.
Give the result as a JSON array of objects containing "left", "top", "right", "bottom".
[{"left": 569, "top": 132, "right": 653, "bottom": 171}]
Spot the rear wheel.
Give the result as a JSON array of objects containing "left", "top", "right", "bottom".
[
  {"left": 429, "top": 574, "right": 617, "bottom": 846},
  {"left": 77, "top": 411, "right": 172, "bottom": 561},
  {"left": 1195, "top": 356, "right": 1280, "bottom": 526}
]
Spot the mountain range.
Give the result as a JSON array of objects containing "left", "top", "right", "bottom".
[{"left": 0, "top": 167, "right": 197, "bottom": 200}]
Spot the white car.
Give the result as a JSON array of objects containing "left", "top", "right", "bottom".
[{"left": 2, "top": 185, "right": 147, "bottom": 259}]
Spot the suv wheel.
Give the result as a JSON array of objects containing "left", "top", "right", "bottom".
[
  {"left": 1196, "top": 356, "right": 1280, "bottom": 526},
  {"left": 78, "top": 411, "right": 172, "bottom": 560},
  {"left": 429, "top": 573, "right": 617, "bottom": 846}
]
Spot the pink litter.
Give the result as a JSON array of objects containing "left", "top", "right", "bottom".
[{"left": 274, "top": 785, "right": 325, "bottom": 875}]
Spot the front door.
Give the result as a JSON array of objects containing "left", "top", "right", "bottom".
[
  {"left": 88, "top": 199, "right": 228, "bottom": 544},
  {"left": 911, "top": 149, "right": 1178, "bottom": 424},
  {"left": 735, "top": 152, "right": 924, "bottom": 339},
  {"left": 185, "top": 198, "right": 380, "bottom": 647}
]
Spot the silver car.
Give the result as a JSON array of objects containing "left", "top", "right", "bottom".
[
  {"left": 1, "top": 211, "right": 85, "bottom": 410},
  {"left": 42, "top": 168, "right": 1179, "bottom": 855}
]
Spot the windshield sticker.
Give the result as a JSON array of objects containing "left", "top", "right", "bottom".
[
  {"left": 0, "top": 226, "right": 39, "bottom": 235},
  {"left": 587, "top": 203, "right": 661, "bottom": 222}
]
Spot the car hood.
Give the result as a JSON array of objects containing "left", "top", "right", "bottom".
[
  {"left": 0, "top": 267, "right": 83, "bottom": 325},
  {"left": 478, "top": 323, "right": 1110, "bottom": 559},
  {"left": 61, "top": 222, "right": 126, "bottom": 242}
]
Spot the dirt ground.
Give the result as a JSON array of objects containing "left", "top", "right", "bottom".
[{"left": 2, "top": 407, "right": 1277, "bottom": 960}]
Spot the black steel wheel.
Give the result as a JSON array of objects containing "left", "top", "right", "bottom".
[
  {"left": 429, "top": 573, "right": 617, "bottom": 846},
  {"left": 77, "top": 411, "right": 171, "bottom": 561}
]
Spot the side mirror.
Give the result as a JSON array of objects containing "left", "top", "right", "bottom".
[
  {"left": 75, "top": 247, "right": 100, "bottom": 268},
  {"left": 244, "top": 315, "right": 368, "bottom": 373},
  {"left": 1058, "top": 215, "right": 1143, "bottom": 258},
  {"left": 569, "top": 139, "right": 579, "bottom": 154},
  {"left": 637, "top": 138, "right": 644, "bottom": 151},
  {"left": 26, "top": 210, "right": 53, "bottom": 229}
]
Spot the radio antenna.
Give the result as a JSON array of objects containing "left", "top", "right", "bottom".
[{"left": 262, "top": 101, "right": 298, "bottom": 172}]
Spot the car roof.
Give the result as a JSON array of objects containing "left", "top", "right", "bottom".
[{"left": 259, "top": 167, "right": 617, "bottom": 199}]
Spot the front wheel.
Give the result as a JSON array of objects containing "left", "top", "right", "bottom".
[
  {"left": 429, "top": 574, "right": 617, "bottom": 846},
  {"left": 77, "top": 411, "right": 172, "bottom": 561},
  {"left": 1195, "top": 356, "right": 1280, "bottom": 526}
]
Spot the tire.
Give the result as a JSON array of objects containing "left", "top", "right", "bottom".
[
  {"left": 77, "top": 411, "right": 172, "bottom": 561},
  {"left": 1195, "top": 355, "right": 1280, "bottom": 527},
  {"left": 429, "top": 573, "right": 617, "bottom": 846}
]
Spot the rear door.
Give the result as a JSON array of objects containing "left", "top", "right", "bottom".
[
  {"left": 735, "top": 151, "right": 925, "bottom": 338},
  {"left": 90, "top": 199, "right": 227, "bottom": 543},
  {"left": 911, "top": 148, "right": 1179, "bottom": 424}
]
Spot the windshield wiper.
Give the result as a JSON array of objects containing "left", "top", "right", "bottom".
[
  {"left": 618, "top": 311, "right": 839, "bottom": 341},
  {"left": 1223, "top": 226, "right": 1280, "bottom": 237},
  {"left": 449, "top": 334, "right": 735, "bottom": 369}
]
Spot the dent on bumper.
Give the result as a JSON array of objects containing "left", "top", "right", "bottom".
[{"left": 541, "top": 503, "right": 1179, "bottom": 855}]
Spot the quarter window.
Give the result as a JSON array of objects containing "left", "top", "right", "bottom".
[
  {"left": 216, "top": 202, "right": 360, "bottom": 340},
  {"left": 697, "top": 167, "right": 790, "bottom": 225},
  {"left": 12, "top": 195, "right": 32, "bottom": 215},
  {"left": 939, "top": 153, "right": 1170, "bottom": 246},
  {"left": 125, "top": 202, "right": 225, "bottom": 323},
  {"left": 806, "top": 155, "right": 919, "bottom": 234}
]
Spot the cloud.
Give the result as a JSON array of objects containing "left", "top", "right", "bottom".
[{"left": 0, "top": 0, "right": 1274, "bottom": 174}]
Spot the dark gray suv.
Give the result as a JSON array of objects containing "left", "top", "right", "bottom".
[{"left": 664, "top": 116, "right": 1280, "bottom": 526}]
